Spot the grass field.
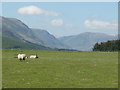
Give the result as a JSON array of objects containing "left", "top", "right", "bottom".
[{"left": 2, "top": 50, "right": 118, "bottom": 88}]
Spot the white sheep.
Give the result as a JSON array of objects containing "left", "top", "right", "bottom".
[
  {"left": 18, "top": 54, "right": 26, "bottom": 61},
  {"left": 30, "top": 55, "right": 38, "bottom": 59}
]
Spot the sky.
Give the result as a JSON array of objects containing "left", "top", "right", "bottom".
[{"left": 0, "top": 2, "right": 118, "bottom": 37}]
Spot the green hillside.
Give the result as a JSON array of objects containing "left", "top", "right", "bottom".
[{"left": 2, "top": 36, "right": 52, "bottom": 50}]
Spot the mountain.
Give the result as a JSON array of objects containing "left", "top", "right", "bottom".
[
  {"left": 1, "top": 16, "right": 67, "bottom": 50},
  {"left": 31, "top": 29, "right": 68, "bottom": 49},
  {"left": 0, "top": 16, "right": 51, "bottom": 50},
  {"left": 1, "top": 16, "right": 118, "bottom": 51},
  {"left": 58, "top": 32, "right": 118, "bottom": 51},
  {"left": 1, "top": 16, "right": 44, "bottom": 45},
  {"left": 2, "top": 36, "right": 52, "bottom": 50}
]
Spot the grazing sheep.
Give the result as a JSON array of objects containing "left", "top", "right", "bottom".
[
  {"left": 30, "top": 55, "right": 38, "bottom": 59},
  {"left": 25, "top": 56, "right": 28, "bottom": 59},
  {"left": 18, "top": 54, "right": 27, "bottom": 61}
]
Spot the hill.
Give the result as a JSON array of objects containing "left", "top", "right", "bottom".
[
  {"left": 58, "top": 32, "right": 117, "bottom": 51},
  {"left": 1, "top": 16, "right": 40, "bottom": 43},
  {"left": 1, "top": 16, "right": 118, "bottom": 51},
  {"left": 31, "top": 29, "right": 68, "bottom": 49},
  {"left": 2, "top": 36, "right": 52, "bottom": 50},
  {"left": 1, "top": 16, "right": 67, "bottom": 50}
]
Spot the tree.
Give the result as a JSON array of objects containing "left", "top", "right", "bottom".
[{"left": 93, "top": 40, "right": 120, "bottom": 51}]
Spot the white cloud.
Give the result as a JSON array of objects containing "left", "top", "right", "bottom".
[
  {"left": 84, "top": 20, "right": 118, "bottom": 30},
  {"left": 51, "top": 19, "right": 74, "bottom": 30},
  {"left": 18, "top": 5, "right": 61, "bottom": 16},
  {"left": 51, "top": 19, "right": 63, "bottom": 26}
]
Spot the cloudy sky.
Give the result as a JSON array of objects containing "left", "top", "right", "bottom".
[{"left": 1, "top": 2, "right": 118, "bottom": 37}]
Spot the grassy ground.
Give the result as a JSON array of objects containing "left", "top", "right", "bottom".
[{"left": 2, "top": 50, "right": 118, "bottom": 88}]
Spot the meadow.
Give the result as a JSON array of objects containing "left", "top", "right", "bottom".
[{"left": 2, "top": 50, "right": 118, "bottom": 88}]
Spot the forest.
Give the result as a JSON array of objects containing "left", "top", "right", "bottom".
[{"left": 93, "top": 40, "right": 120, "bottom": 51}]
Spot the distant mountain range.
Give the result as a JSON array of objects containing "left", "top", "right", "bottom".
[
  {"left": 0, "top": 16, "right": 118, "bottom": 51},
  {"left": 31, "top": 29, "right": 68, "bottom": 49},
  {"left": 58, "top": 32, "right": 117, "bottom": 51}
]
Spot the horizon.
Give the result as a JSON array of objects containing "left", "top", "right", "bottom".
[{"left": 0, "top": 2, "right": 118, "bottom": 37}]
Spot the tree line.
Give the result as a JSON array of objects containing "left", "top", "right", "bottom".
[{"left": 93, "top": 40, "right": 120, "bottom": 51}]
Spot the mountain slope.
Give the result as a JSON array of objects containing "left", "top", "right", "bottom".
[
  {"left": 1, "top": 16, "right": 68, "bottom": 49},
  {"left": 1, "top": 16, "right": 43, "bottom": 45},
  {"left": 31, "top": 29, "right": 68, "bottom": 49},
  {"left": 1, "top": 16, "right": 51, "bottom": 50},
  {"left": 2, "top": 36, "right": 51, "bottom": 50},
  {"left": 1, "top": 16, "right": 117, "bottom": 51},
  {"left": 59, "top": 32, "right": 118, "bottom": 51}
]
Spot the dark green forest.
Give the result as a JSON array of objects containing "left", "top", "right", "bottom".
[{"left": 93, "top": 40, "right": 120, "bottom": 51}]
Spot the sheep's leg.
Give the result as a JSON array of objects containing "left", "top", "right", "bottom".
[
  {"left": 23, "top": 58, "right": 25, "bottom": 61},
  {"left": 19, "top": 59, "right": 22, "bottom": 61}
]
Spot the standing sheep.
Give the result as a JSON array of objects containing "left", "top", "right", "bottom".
[{"left": 18, "top": 54, "right": 27, "bottom": 61}]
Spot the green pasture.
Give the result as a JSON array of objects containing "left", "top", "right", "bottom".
[{"left": 2, "top": 50, "right": 118, "bottom": 88}]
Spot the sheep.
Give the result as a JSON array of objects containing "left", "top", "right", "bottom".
[
  {"left": 30, "top": 55, "right": 38, "bottom": 59},
  {"left": 18, "top": 54, "right": 27, "bottom": 61}
]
